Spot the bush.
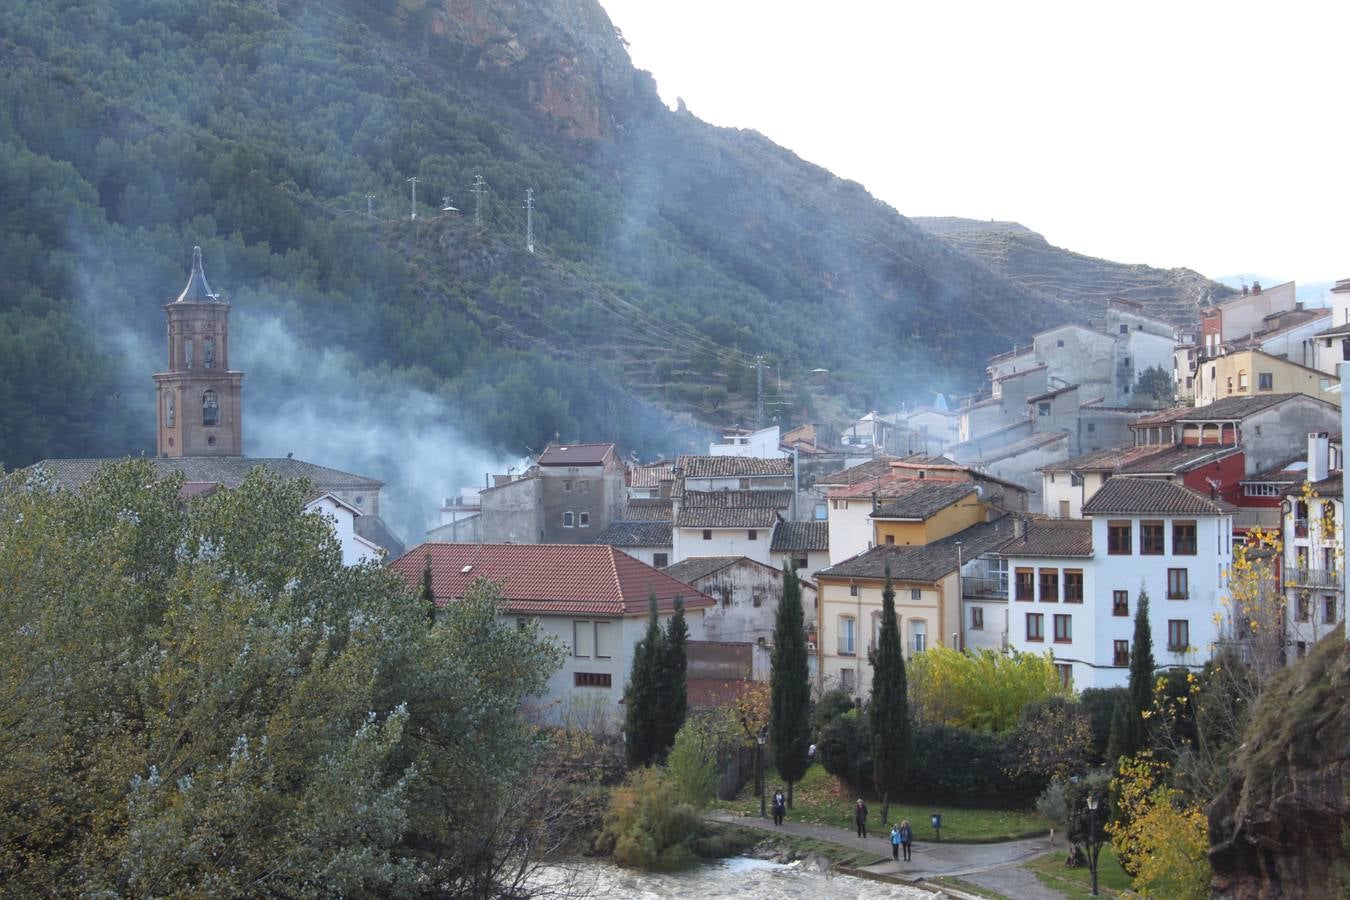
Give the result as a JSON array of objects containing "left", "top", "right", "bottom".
[
  {"left": 817, "top": 710, "right": 872, "bottom": 791},
  {"left": 666, "top": 711, "right": 740, "bottom": 810},
  {"left": 596, "top": 769, "right": 702, "bottom": 871},
  {"left": 1080, "top": 687, "right": 1129, "bottom": 764},
  {"left": 902, "top": 723, "right": 1047, "bottom": 808},
  {"left": 1036, "top": 780, "right": 1068, "bottom": 832},
  {"left": 908, "top": 647, "right": 1070, "bottom": 732},
  {"left": 812, "top": 688, "right": 855, "bottom": 737}
]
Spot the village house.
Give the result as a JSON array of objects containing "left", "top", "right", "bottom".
[
  {"left": 1005, "top": 477, "right": 1234, "bottom": 690},
  {"left": 669, "top": 456, "right": 795, "bottom": 565},
  {"left": 391, "top": 543, "right": 713, "bottom": 725},
  {"left": 1194, "top": 348, "right": 1340, "bottom": 408},
  {"left": 1280, "top": 433, "right": 1344, "bottom": 660},
  {"left": 1200, "top": 280, "right": 1299, "bottom": 358},
  {"left": 771, "top": 520, "right": 830, "bottom": 583}
]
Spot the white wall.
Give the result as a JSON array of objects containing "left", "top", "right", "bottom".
[
  {"left": 673, "top": 526, "right": 774, "bottom": 565},
  {"left": 306, "top": 496, "right": 381, "bottom": 566},
  {"left": 709, "top": 426, "right": 785, "bottom": 458},
  {"left": 826, "top": 498, "right": 875, "bottom": 564}
]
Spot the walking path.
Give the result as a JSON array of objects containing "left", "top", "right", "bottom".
[{"left": 706, "top": 811, "right": 1064, "bottom": 898}]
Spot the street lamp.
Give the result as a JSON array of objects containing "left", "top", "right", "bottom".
[
  {"left": 1086, "top": 793, "right": 1103, "bottom": 897},
  {"left": 756, "top": 729, "right": 768, "bottom": 818}
]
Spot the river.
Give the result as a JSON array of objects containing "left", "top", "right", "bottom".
[{"left": 527, "top": 856, "right": 942, "bottom": 899}]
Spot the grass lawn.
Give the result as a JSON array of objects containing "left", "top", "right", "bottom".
[
  {"left": 1024, "top": 846, "right": 1132, "bottom": 898},
  {"left": 710, "top": 763, "right": 1049, "bottom": 843}
]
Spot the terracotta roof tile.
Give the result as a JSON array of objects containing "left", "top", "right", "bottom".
[
  {"left": 771, "top": 521, "right": 829, "bottom": 552},
  {"left": 537, "top": 443, "right": 615, "bottom": 466},
  {"left": 870, "top": 482, "right": 978, "bottom": 520},
  {"left": 1178, "top": 393, "right": 1330, "bottom": 420},
  {"left": 390, "top": 543, "right": 712, "bottom": 616},
  {"left": 814, "top": 456, "right": 902, "bottom": 486},
  {"left": 1118, "top": 444, "right": 1242, "bottom": 475},
  {"left": 1081, "top": 477, "right": 1228, "bottom": 516},
  {"left": 676, "top": 455, "right": 794, "bottom": 478},
  {"left": 819, "top": 516, "right": 1021, "bottom": 583},
  {"left": 620, "top": 499, "right": 673, "bottom": 521},
  {"left": 629, "top": 463, "right": 673, "bottom": 488},
  {"left": 590, "top": 521, "right": 672, "bottom": 547},
  {"left": 1002, "top": 520, "right": 1094, "bottom": 558}
]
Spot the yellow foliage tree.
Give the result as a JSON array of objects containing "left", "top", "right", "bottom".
[
  {"left": 908, "top": 646, "right": 1071, "bottom": 732},
  {"left": 1108, "top": 752, "right": 1211, "bottom": 898}
]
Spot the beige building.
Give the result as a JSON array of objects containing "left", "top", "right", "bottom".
[{"left": 1195, "top": 348, "right": 1340, "bottom": 408}]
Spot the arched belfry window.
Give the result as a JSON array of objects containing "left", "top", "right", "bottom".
[
  {"left": 204, "top": 337, "right": 215, "bottom": 370},
  {"left": 184, "top": 337, "right": 194, "bottom": 370},
  {"left": 165, "top": 393, "right": 175, "bottom": 428},
  {"left": 202, "top": 390, "right": 219, "bottom": 426}
]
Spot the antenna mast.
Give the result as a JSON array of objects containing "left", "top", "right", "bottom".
[
  {"left": 755, "top": 354, "right": 765, "bottom": 428},
  {"left": 406, "top": 176, "right": 418, "bottom": 221},
  {"left": 365, "top": 192, "right": 375, "bottom": 220},
  {"left": 525, "top": 187, "right": 535, "bottom": 253},
  {"left": 471, "top": 174, "right": 486, "bottom": 228}
]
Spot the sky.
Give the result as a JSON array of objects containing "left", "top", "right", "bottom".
[{"left": 599, "top": 0, "right": 1348, "bottom": 287}]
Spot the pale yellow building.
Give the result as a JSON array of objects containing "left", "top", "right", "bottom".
[{"left": 1195, "top": 348, "right": 1340, "bottom": 408}]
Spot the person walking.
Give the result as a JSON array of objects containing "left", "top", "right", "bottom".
[
  {"left": 899, "top": 818, "right": 913, "bottom": 861},
  {"left": 772, "top": 788, "right": 786, "bottom": 826},
  {"left": 890, "top": 824, "right": 901, "bottom": 861},
  {"left": 854, "top": 798, "right": 868, "bottom": 838}
]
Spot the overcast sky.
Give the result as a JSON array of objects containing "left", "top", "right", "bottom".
[{"left": 599, "top": 1, "right": 1347, "bottom": 288}]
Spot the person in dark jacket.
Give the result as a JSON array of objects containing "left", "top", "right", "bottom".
[
  {"left": 772, "top": 788, "right": 786, "bottom": 826},
  {"left": 899, "top": 818, "right": 913, "bottom": 861},
  {"left": 854, "top": 798, "right": 868, "bottom": 838}
]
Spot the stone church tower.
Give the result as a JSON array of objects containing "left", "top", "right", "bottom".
[{"left": 153, "top": 247, "right": 244, "bottom": 457}]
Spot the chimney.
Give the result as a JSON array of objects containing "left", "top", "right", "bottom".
[
  {"left": 1253, "top": 281, "right": 1262, "bottom": 294},
  {"left": 871, "top": 490, "right": 879, "bottom": 513},
  {"left": 1308, "top": 432, "right": 1331, "bottom": 484}
]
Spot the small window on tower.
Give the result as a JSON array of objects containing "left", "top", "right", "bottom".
[
  {"left": 204, "top": 337, "right": 215, "bottom": 370},
  {"left": 184, "top": 338, "right": 194, "bottom": 370},
  {"left": 202, "top": 390, "right": 219, "bottom": 426},
  {"left": 164, "top": 394, "right": 175, "bottom": 428}
]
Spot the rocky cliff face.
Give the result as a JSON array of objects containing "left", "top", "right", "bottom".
[{"left": 1208, "top": 631, "right": 1350, "bottom": 899}]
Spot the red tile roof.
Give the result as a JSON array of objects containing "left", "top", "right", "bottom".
[
  {"left": 391, "top": 543, "right": 713, "bottom": 616},
  {"left": 1081, "top": 478, "right": 1228, "bottom": 516},
  {"left": 538, "top": 443, "right": 616, "bottom": 466}
]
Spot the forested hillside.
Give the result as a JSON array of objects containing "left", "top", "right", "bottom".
[{"left": 1, "top": 0, "right": 1081, "bottom": 472}]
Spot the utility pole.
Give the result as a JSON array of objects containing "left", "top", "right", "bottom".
[
  {"left": 365, "top": 192, "right": 375, "bottom": 220},
  {"left": 755, "top": 354, "right": 765, "bottom": 429},
  {"left": 406, "top": 176, "right": 418, "bottom": 221},
  {"left": 470, "top": 174, "right": 486, "bottom": 228},
  {"left": 524, "top": 187, "right": 535, "bottom": 253}
]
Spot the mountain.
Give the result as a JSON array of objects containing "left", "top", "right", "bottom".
[
  {"left": 914, "top": 217, "right": 1235, "bottom": 327},
  {"left": 3, "top": 0, "right": 1157, "bottom": 483}
]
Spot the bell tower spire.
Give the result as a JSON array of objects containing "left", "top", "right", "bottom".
[{"left": 153, "top": 246, "right": 244, "bottom": 457}]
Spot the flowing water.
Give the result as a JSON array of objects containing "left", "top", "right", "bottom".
[{"left": 527, "top": 856, "right": 942, "bottom": 899}]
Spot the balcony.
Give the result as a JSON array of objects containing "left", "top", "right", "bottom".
[
  {"left": 1285, "top": 567, "right": 1343, "bottom": 590},
  {"left": 962, "top": 575, "right": 1006, "bottom": 600}
]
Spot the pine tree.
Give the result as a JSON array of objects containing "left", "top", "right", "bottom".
[
  {"left": 770, "top": 563, "right": 811, "bottom": 807},
  {"left": 420, "top": 553, "right": 436, "bottom": 626},
  {"left": 1106, "top": 695, "right": 1131, "bottom": 769},
  {"left": 658, "top": 596, "right": 689, "bottom": 757},
  {"left": 1126, "top": 588, "right": 1156, "bottom": 756},
  {"left": 868, "top": 566, "right": 912, "bottom": 823},
  {"left": 624, "top": 594, "right": 664, "bottom": 767}
]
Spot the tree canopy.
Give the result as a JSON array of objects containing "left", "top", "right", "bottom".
[{"left": 770, "top": 563, "right": 811, "bottom": 804}]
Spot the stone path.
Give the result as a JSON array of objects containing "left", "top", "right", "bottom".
[{"left": 706, "top": 811, "right": 1060, "bottom": 893}]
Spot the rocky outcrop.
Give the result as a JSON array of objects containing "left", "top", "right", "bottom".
[{"left": 1208, "top": 631, "right": 1350, "bottom": 899}]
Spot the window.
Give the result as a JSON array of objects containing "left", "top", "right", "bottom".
[
  {"left": 564, "top": 479, "right": 573, "bottom": 492},
  {"left": 884, "top": 534, "right": 895, "bottom": 545},
  {"left": 1015, "top": 569, "right": 1035, "bottom": 601},
  {"left": 595, "top": 621, "right": 613, "bottom": 658},
  {"left": 1108, "top": 521, "right": 1132, "bottom": 554},
  {"left": 573, "top": 620, "right": 594, "bottom": 657},
  {"left": 1167, "top": 568, "right": 1189, "bottom": 599},
  {"left": 1226, "top": 376, "right": 1233, "bottom": 394},
  {"left": 653, "top": 553, "right": 668, "bottom": 568},
  {"left": 1059, "top": 500, "right": 1071, "bottom": 519},
  {"left": 1173, "top": 521, "right": 1197, "bottom": 555},
  {"left": 164, "top": 394, "right": 175, "bottom": 428},
  {"left": 203, "top": 337, "right": 215, "bottom": 369},
  {"left": 840, "top": 668, "right": 856, "bottom": 693},
  {"left": 911, "top": 621, "right": 927, "bottom": 654},
  {"left": 971, "top": 607, "right": 984, "bottom": 630},
  {"left": 1114, "top": 640, "right": 1129, "bottom": 666},
  {"left": 202, "top": 390, "right": 219, "bottom": 426},
  {"left": 748, "top": 529, "right": 758, "bottom": 541},
  {"left": 849, "top": 584, "right": 859, "bottom": 597},
  {"left": 1113, "top": 590, "right": 1129, "bottom": 616},
  {"left": 1038, "top": 402, "right": 1051, "bottom": 417},
  {"left": 838, "top": 616, "right": 856, "bottom": 656},
  {"left": 702, "top": 529, "right": 712, "bottom": 540},
  {"left": 1039, "top": 569, "right": 1059, "bottom": 602},
  {"left": 1258, "top": 372, "right": 1273, "bottom": 390},
  {"left": 1326, "top": 595, "right": 1338, "bottom": 624},
  {"left": 579, "top": 479, "right": 590, "bottom": 492},
  {"left": 831, "top": 499, "right": 840, "bottom": 510},
  {"left": 1056, "top": 664, "right": 1073, "bottom": 689},
  {"left": 752, "top": 589, "right": 765, "bottom": 608},
  {"left": 1296, "top": 641, "right": 1308, "bottom": 659},
  {"left": 1237, "top": 370, "right": 1249, "bottom": 391},
  {"left": 1297, "top": 593, "right": 1311, "bottom": 623},
  {"left": 574, "top": 672, "right": 612, "bottom": 688},
  {"left": 1087, "top": 422, "right": 1096, "bottom": 432},
  {"left": 1064, "top": 570, "right": 1083, "bottom": 603},
  {"left": 1141, "top": 521, "right": 1165, "bottom": 555},
  {"left": 1026, "top": 613, "right": 1044, "bottom": 642},
  {"left": 910, "top": 589, "right": 922, "bottom": 601},
  {"left": 184, "top": 338, "right": 194, "bottom": 369},
  {"left": 1295, "top": 501, "right": 1309, "bottom": 537},
  {"left": 1167, "top": 619, "right": 1190, "bottom": 652},
  {"left": 1057, "top": 339, "right": 1065, "bottom": 347},
  {"left": 516, "top": 617, "right": 528, "bottom": 632},
  {"left": 1119, "top": 324, "right": 1129, "bottom": 335},
  {"left": 1053, "top": 614, "right": 1072, "bottom": 643},
  {"left": 792, "top": 556, "right": 807, "bottom": 570},
  {"left": 1244, "top": 483, "right": 1280, "bottom": 497},
  {"left": 579, "top": 512, "right": 590, "bottom": 527},
  {"left": 563, "top": 511, "right": 575, "bottom": 528},
  {"left": 814, "top": 502, "right": 828, "bottom": 520}
]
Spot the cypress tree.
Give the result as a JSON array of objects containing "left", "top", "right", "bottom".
[
  {"left": 658, "top": 596, "right": 689, "bottom": 756},
  {"left": 868, "top": 566, "right": 912, "bottom": 823},
  {"left": 624, "top": 594, "right": 664, "bottom": 767},
  {"left": 1126, "top": 588, "right": 1156, "bottom": 756},
  {"left": 771, "top": 563, "right": 811, "bottom": 807},
  {"left": 1106, "top": 696, "right": 1131, "bottom": 769},
  {"left": 420, "top": 553, "right": 436, "bottom": 626}
]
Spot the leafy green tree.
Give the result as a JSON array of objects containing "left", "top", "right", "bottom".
[
  {"left": 656, "top": 596, "right": 689, "bottom": 758},
  {"left": 625, "top": 595, "right": 664, "bottom": 767},
  {"left": 665, "top": 711, "right": 740, "bottom": 809},
  {"left": 421, "top": 551, "right": 436, "bottom": 625},
  {"left": 770, "top": 564, "right": 811, "bottom": 806},
  {"left": 1127, "top": 589, "right": 1157, "bottom": 756},
  {"left": 0, "top": 460, "right": 562, "bottom": 896},
  {"left": 868, "top": 566, "right": 912, "bottom": 823},
  {"left": 1134, "top": 366, "right": 1175, "bottom": 405}
]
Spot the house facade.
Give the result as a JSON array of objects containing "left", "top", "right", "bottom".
[
  {"left": 391, "top": 543, "right": 713, "bottom": 725},
  {"left": 1195, "top": 349, "right": 1340, "bottom": 409},
  {"left": 1280, "top": 433, "right": 1344, "bottom": 659}
]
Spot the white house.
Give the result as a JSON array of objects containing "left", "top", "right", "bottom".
[
  {"left": 709, "top": 425, "right": 785, "bottom": 458},
  {"left": 1281, "top": 433, "right": 1344, "bottom": 658},
  {"left": 770, "top": 520, "right": 830, "bottom": 583},
  {"left": 390, "top": 543, "right": 713, "bottom": 727},
  {"left": 1006, "top": 479, "right": 1233, "bottom": 689},
  {"left": 671, "top": 490, "right": 785, "bottom": 566},
  {"left": 304, "top": 492, "right": 384, "bottom": 566}
]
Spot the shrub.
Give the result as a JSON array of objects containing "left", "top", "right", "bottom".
[
  {"left": 1079, "top": 687, "right": 1129, "bottom": 763},
  {"left": 811, "top": 689, "right": 854, "bottom": 736},
  {"left": 902, "top": 723, "right": 1047, "bottom": 808},
  {"left": 908, "top": 646, "right": 1069, "bottom": 732},
  {"left": 666, "top": 711, "right": 739, "bottom": 810},
  {"left": 596, "top": 768, "right": 702, "bottom": 871},
  {"left": 1036, "top": 780, "right": 1068, "bottom": 832},
  {"left": 817, "top": 709, "right": 872, "bottom": 791}
]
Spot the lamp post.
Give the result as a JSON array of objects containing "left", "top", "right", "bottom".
[
  {"left": 757, "top": 729, "right": 768, "bottom": 818},
  {"left": 1086, "top": 793, "right": 1103, "bottom": 897}
]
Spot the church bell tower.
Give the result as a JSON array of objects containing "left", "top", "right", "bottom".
[{"left": 153, "top": 247, "right": 244, "bottom": 457}]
